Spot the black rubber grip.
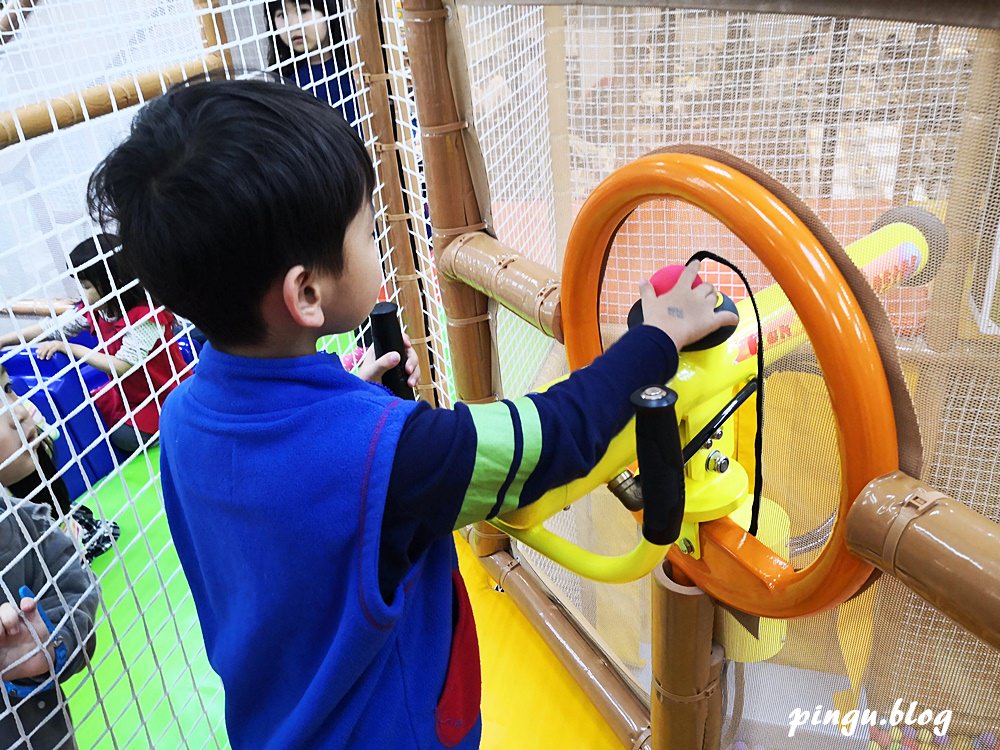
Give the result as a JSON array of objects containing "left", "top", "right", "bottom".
[
  {"left": 630, "top": 385, "right": 685, "bottom": 545},
  {"left": 369, "top": 301, "right": 414, "bottom": 401}
]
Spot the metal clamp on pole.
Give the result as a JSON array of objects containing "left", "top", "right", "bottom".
[{"left": 631, "top": 385, "right": 685, "bottom": 546}]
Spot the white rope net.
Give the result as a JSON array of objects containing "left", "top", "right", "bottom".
[
  {"left": 0, "top": 1, "right": 444, "bottom": 747},
  {"left": 456, "top": 4, "right": 1000, "bottom": 748},
  {"left": 4, "top": 1, "right": 999, "bottom": 747}
]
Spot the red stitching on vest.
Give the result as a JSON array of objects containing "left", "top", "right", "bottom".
[{"left": 357, "top": 400, "right": 402, "bottom": 631}]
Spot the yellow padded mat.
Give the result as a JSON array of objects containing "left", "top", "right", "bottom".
[{"left": 457, "top": 535, "right": 626, "bottom": 749}]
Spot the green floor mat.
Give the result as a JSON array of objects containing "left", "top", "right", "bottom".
[{"left": 63, "top": 448, "right": 228, "bottom": 750}]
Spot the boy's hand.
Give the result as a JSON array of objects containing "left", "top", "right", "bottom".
[
  {"left": 35, "top": 341, "right": 72, "bottom": 360},
  {"left": 640, "top": 261, "right": 740, "bottom": 351},
  {"left": 0, "top": 596, "right": 54, "bottom": 682},
  {"left": 357, "top": 335, "right": 421, "bottom": 388}
]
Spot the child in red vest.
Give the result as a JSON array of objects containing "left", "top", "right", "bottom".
[{"left": 0, "top": 234, "right": 189, "bottom": 455}]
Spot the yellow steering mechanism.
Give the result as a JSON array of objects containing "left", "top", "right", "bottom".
[{"left": 490, "top": 148, "right": 929, "bottom": 619}]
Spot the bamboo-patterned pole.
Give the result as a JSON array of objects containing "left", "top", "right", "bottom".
[
  {"left": 651, "top": 562, "right": 723, "bottom": 750},
  {"left": 400, "top": 0, "right": 505, "bottom": 554},
  {"left": 376, "top": 8, "right": 454, "bottom": 406},
  {"left": 0, "top": 0, "right": 228, "bottom": 148},
  {"left": 438, "top": 232, "right": 562, "bottom": 342},
  {"left": 198, "top": 0, "right": 233, "bottom": 72},
  {"left": 0, "top": 57, "right": 226, "bottom": 148},
  {"left": 400, "top": 0, "right": 495, "bottom": 404},
  {"left": 479, "top": 549, "right": 653, "bottom": 748},
  {"left": 354, "top": 0, "right": 435, "bottom": 403}
]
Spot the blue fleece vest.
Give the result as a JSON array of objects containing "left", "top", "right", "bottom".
[{"left": 159, "top": 345, "right": 482, "bottom": 749}]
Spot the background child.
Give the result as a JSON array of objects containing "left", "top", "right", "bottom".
[
  {"left": 267, "top": 0, "right": 358, "bottom": 126},
  {"left": 0, "top": 365, "right": 66, "bottom": 518},
  {"left": 0, "top": 366, "right": 119, "bottom": 562},
  {"left": 0, "top": 235, "right": 189, "bottom": 455},
  {"left": 0, "top": 400, "right": 99, "bottom": 748},
  {"left": 86, "top": 78, "right": 736, "bottom": 749}
]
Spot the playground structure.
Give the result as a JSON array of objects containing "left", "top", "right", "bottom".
[
  {"left": 0, "top": 1, "right": 998, "bottom": 748},
  {"left": 405, "top": 2, "right": 1000, "bottom": 748}
]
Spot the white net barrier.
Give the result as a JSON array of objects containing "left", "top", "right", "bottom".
[
  {"left": 378, "top": 2, "right": 455, "bottom": 407},
  {"left": 459, "top": 4, "right": 560, "bottom": 399},
  {"left": 457, "top": 4, "right": 1000, "bottom": 748},
  {"left": 0, "top": 1, "right": 442, "bottom": 747}
]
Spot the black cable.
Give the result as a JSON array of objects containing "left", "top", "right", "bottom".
[
  {"left": 681, "top": 378, "right": 757, "bottom": 465},
  {"left": 686, "top": 250, "right": 765, "bottom": 537}
]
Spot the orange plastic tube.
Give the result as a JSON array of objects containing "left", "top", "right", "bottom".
[{"left": 562, "top": 152, "right": 896, "bottom": 618}]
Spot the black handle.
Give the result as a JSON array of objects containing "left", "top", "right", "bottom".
[
  {"left": 368, "top": 301, "right": 414, "bottom": 401},
  {"left": 630, "top": 385, "right": 685, "bottom": 545}
]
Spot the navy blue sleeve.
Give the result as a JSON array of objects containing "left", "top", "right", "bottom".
[
  {"left": 378, "top": 325, "right": 679, "bottom": 600},
  {"left": 519, "top": 326, "right": 678, "bottom": 504}
]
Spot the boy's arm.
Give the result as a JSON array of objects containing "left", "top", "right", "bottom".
[
  {"left": 0, "top": 299, "right": 76, "bottom": 317},
  {"left": 0, "top": 309, "right": 88, "bottom": 349},
  {"left": 380, "top": 262, "right": 735, "bottom": 600},
  {"left": 379, "top": 325, "right": 678, "bottom": 600},
  {"left": 0, "top": 323, "right": 46, "bottom": 348},
  {"left": 51, "top": 318, "right": 164, "bottom": 377},
  {"left": 64, "top": 345, "right": 132, "bottom": 377}
]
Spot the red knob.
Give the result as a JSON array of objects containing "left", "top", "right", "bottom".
[{"left": 649, "top": 265, "right": 704, "bottom": 295}]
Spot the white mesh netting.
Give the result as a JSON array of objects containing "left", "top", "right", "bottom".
[
  {"left": 457, "top": 4, "right": 1000, "bottom": 748},
  {"left": 3, "top": 1, "right": 999, "bottom": 748},
  {"left": 0, "top": 1, "right": 445, "bottom": 747}
]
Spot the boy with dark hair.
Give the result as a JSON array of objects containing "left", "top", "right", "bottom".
[{"left": 88, "top": 78, "right": 736, "bottom": 749}]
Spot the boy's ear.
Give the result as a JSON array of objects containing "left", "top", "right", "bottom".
[{"left": 281, "top": 265, "right": 326, "bottom": 329}]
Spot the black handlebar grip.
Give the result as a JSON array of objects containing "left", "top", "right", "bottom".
[
  {"left": 630, "top": 385, "right": 685, "bottom": 545},
  {"left": 368, "top": 301, "right": 414, "bottom": 401}
]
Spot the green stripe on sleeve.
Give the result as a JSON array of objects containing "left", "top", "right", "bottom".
[
  {"left": 455, "top": 401, "right": 516, "bottom": 528},
  {"left": 504, "top": 396, "right": 542, "bottom": 510}
]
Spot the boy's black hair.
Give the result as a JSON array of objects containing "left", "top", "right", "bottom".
[
  {"left": 69, "top": 234, "right": 148, "bottom": 313},
  {"left": 87, "top": 77, "right": 375, "bottom": 347},
  {"left": 265, "top": 1, "right": 349, "bottom": 79}
]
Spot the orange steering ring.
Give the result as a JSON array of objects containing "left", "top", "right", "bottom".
[{"left": 562, "top": 151, "right": 897, "bottom": 618}]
